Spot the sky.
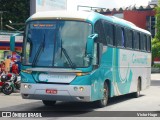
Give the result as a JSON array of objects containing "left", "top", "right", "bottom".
[{"left": 67, "top": 0, "right": 152, "bottom": 11}]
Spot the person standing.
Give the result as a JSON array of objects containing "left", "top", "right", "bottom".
[
  {"left": 0, "top": 61, "right": 5, "bottom": 74},
  {"left": 15, "top": 60, "right": 21, "bottom": 73},
  {"left": 11, "top": 62, "right": 19, "bottom": 74},
  {"left": 4, "top": 56, "right": 11, "bottom": 74},
  {"left": 0, "top": 61, "right": 2, "bottom": 74}
]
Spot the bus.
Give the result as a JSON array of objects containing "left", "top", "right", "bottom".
[{"left": 10, "top": 11, "right": 151, "bottom": 107}]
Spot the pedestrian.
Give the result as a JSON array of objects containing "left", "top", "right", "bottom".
[
  {"left": 0, "top": 61, "right": 5, "bottom": 74},
  {"left": 15, "top": 59, "right": 21, "bottom": 73},
  {"left": 11, "top": 62, "right": 19, "bottom": 75},
  {"left": 4, "top": 56, "right": 11, "bottom": 74},
  {"left": 0, "top": 61, "right": 2, "bottom": 74}
]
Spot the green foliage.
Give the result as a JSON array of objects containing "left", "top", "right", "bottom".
[
  {"left": 0, "top": 0, "right": 30, "bottom": 31},
  {"left": 152, "top": 0, "right": 160, "bottom": 66},
  {"left": 155, "top": 0, "right": 160, "bottom": 39},
  {"left": 153, "top": 64, "right": 160, "bottom": 68},
  {"left": 152, "top": 38, "right": 160, "bottom": 61}
]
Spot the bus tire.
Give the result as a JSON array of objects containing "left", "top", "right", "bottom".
[
  {"left": 95, "top": 82, "right": 109, "bottom": 108},
  {"left": 42, "top": 100, "right": 56, "bottom": 106},
  {"left": 132, "top": 78, "right": 141, "bottom": 98}
]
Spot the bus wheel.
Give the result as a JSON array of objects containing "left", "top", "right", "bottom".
[
  {"left": 42, "top": 100, "right": 56, "bottom": 106},
  {"left": 95, "top": 82, "right": 109, "bottom": 108},
  {"left": 132, "top": 79, "right": 141, "bottom": 98}
]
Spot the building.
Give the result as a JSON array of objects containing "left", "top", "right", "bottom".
[
  {"left": 30, "top": 0, "right": 67, "bottom": 15},
  {"left": 93, "top": 4, "right": 157, "bottom": 37},
  {"left": 149, "top": 0, "right": 158, "bottom": 5},
  {"left": 123, "top": 5, "right": 156, "bottom": 37},
  {"left": 0, "top": 31, "right": 23, "bottom": 60}
]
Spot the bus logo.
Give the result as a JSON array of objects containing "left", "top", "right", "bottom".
[{"left": 2, "top": 112, "right": 11, "bottom": 117}]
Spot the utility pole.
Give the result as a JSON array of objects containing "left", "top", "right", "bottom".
[
  {"left": 0, "top": 11, "right": 7, "bottom": 31},
  {"left": 0, "top": 11, "right": 3, "bottom": 31}
]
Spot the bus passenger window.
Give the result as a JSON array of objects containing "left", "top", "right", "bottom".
[
  {"left": 94, "top": 20, "right": 106, "bottom": 45},
  {"left": 144, "top": 35, "right": 147, "bottom": 51},
  {"left": 116, "top": 26, "right": 125, "bottom": 48},
  {"left": 140, "top": 34, "right": 143, "bottom": 51},
  {"left": 134, "top": 32, "right": 140, "bottom": 50},
  {"left": 140, "top": 34, "right": 147, "bottom": 51},
  {"left": 125, "top": 29, "right": 133, "bottom": 49},
  {"left": 103, "top": 22, "right": 114, "bottom": 46},
  {"left": 147, "top": 35, "right": 151, "bottom": 52}
]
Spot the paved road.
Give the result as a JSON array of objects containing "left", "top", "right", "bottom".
[{"left": 0, "top": 74, "right": 160, "bottom": 120}]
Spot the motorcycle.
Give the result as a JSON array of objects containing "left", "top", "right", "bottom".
[{"left": 1, "top": 73, "right": 21, "bottom": 95}]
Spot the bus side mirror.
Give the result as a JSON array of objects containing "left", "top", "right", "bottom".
[
  {"left": 10, "top": 33, "right": 23, "bottom": 55},
  {"left": 87, "top": 34, "right": 98, "bottom": 55}
]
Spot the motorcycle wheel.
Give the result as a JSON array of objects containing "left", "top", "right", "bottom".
[{"left": 1, "top": 83, "right": 14, "bottom": 95}]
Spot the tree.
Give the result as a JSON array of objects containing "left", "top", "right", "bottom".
[
  {"left": 152, "top": 0, "right": 160, "bottom": 66},
  {"left": 152, "top": 38, "right": 160, "bottom": 59},
  {"left": 0, "top": 0, "right": 30, "bottom": 31},
  {"left": 155, "top": 0, "right": 160, "bottom": 40}
]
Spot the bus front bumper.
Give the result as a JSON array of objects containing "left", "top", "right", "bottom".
[{"left": 21, "top": 83, "right": 91, "bottom": 102}]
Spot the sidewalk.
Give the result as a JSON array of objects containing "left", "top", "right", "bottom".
[{"left": 151, "top": 73, "right": 160, "bottom": 80}]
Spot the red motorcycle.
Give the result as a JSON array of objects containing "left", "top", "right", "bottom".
[
  {"left": 0, "top": 80, "right": 3, "bottom": 88},
  {"left": 0, "top": 73, "right": 20, "bottom": 95},
  {"left": 0, "top": 73, "right": 5, "bottom": 89}
]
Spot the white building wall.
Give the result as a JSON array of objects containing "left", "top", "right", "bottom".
[
  {"left": 149, "top": 0, "right": 158, "bottom": 5},
  {"left": 30, "top": 0, "right": 67, "bottom": 15}
]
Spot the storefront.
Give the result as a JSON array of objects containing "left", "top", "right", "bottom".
[{"left": 0, "top": 32, "right": 23, "bottom": 61}]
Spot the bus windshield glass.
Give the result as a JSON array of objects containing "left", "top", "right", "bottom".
[{"left": 23, "top": 20, "right": 92, "bottom": 68}]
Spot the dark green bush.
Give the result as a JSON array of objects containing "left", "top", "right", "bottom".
[
  {"left": 153, "top": 64, "right": 160, "bottom": 68},
  {"left": 152, "top": 38, "right": 160, "bottom": 63}
]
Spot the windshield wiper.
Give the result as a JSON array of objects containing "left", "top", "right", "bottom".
[
  {"left": 52, "top": 27, "right": 75, "bottom": 69},
  {"left": 61, "top": 47, "right": 75, "bottom": 69},
  {"left": 32, "top": 34, "right": 45, "bottom": 67},
  {"left": 59, "top": 39, "right": 75, "bottom": 68}
]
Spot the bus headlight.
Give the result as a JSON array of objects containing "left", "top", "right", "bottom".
[
  {"left": 24, "top": 84, "right": 28, "bottom": 89},
  {"left": 28, "top": 85, "right": 32, "bottom": 89},
  {"left": 24, "top": 84, "right": 32, "bottom": 89},
  {"left": 74, "top": 87, "right": 78, "bottom": 91},
  {"left": 79, "top": 87, "right": 85, "bottom": 91}
]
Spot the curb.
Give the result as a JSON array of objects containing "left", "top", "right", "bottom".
[{"left": 151, "top": 68, "right": 160, "bottom": 73}]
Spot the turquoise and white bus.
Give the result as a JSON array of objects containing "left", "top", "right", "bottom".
[{"left": 10, "top": 11, "right": 151, "bottom": 107}]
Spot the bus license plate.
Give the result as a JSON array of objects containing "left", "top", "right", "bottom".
[{"left": 46, "top": 89, "right": 57, "bottom": 94}]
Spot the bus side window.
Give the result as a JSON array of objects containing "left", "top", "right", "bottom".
[
  {"left": 140, "top": 33, "right": 146, "bottom": 51},
  {"left": 140, "top": 33, "right": 147, "bottom": 51},
  {"left": 147, "top": 35, "right": 151, "bottom": 52},
  {"left": 115, "top": 26, "right": 125, "bottom": 48},
  {"left": 125, "top": 29, "right": 133, "bottom": 49},
  {"left": 144, "top": 35, "right": 147, "bottom": 51},
  {"left": 103, "top": 21, "right": 114, "bottom": 46},
  {"left": 133, "top": 32, "right": 140, "bottom": 50},
  {"left": 94, "top": 20, "right": 106, "bottom": 45}
]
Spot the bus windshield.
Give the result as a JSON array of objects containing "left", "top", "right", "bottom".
[{"left": 23, "top": 20, "right": 92, "bottom": 68}]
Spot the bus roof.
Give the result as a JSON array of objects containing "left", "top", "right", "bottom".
[
  {"left": 28, "top": 11, "right": 93, "bottom": 21},
  {"left": 28, "top": 11, "right": 151, "bottom": 35}
]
